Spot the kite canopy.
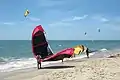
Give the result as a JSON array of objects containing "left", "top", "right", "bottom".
[
  {"left": 24, "top": 9, "right": 29, "bottom": 17},
  {"left": 31, "top": 25, "right": 74, "bottom": 69},
  {"left": 73, "top": 45, "right": 84, "bottom": 55},
  {"left": 84, "top": 32, "right": 87, "bottom": 35},
  {"left": 97, "top": 28, "right": 100, "bottom": 32},
  {"left": 36, "top": 25, "right": 44, "bottom": 32}
]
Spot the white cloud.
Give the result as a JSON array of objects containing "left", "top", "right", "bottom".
[
  {"left": 28, "top": 17, "right": 40, "bottom": 21},
  {"left": 92, "top": 15, "right": 109, "bottom": 22},
  {"left": 100, "top": 18, "right": 109, "bottom": 22},
  {"left": 49, "top": 15, "right": 88, "bottom": 27},
  {"left": 62, "top": 15, "right": 88, "bottom": 22},
  {"left": 93, "top": 15, "right": 120, "bottom": 26},
  {"left": 73, "top": 15, "right": 88, "bottom": 20},
  {"left": 3, "top": 22, "right": 15, "bottom": 25}
]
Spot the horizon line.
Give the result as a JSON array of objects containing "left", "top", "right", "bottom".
[{"left": 0, "top": 39, "right": 117, "bottom": 41}]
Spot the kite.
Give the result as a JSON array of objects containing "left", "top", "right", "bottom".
[
  {"left": 97, "top": 28, "right": 100, "bottom": 32},
  {"left": 84, "top": 32, "right": 87, "bottom": 35},
  {"left": 24, "top": 9, "right": 29, "bottom": 17}
]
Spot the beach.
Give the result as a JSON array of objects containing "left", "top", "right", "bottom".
[
  {"left": 1, "top": 53, "right": 120, "bottom": 80},
  {"left": 1, "top": 40, "right": 120, "bottom": 80}
]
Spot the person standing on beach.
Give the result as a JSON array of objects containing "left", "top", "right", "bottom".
[
  {"left": 83, "top": 46, "right": 89, "bottom": 58},
  {"left": 86, "top": 47, "right": 89, "bottom": 58}
]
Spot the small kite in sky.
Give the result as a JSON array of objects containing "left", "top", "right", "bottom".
[
  {"left": 84, "top": 32, "right": 87, "bottom": 35},
  {"left": 24, "top": 9, "right": 30, "bottom": 17},
  {"left": 97, "top": 28, "right": 100, "bottom": 32}
]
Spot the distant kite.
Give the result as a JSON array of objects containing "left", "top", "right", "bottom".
[
  {"left": 84, "top": 32, "right": 87, "bottom": 35},
  {"left": 97, "top": 28, "right": 100, "bottom": 32},
  {"left": 24, "top": 9, "right": 29, "bottom": 17}
]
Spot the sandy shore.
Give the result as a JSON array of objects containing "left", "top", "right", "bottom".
[{"left": 1, "top": 53, "right": 120, "bottom": 80}]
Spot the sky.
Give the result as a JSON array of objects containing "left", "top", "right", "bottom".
[{"left": 0, "top": 0, "right": 120, "bottom": 40}]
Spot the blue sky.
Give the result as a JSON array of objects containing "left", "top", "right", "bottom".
[{"left": 0, "top": 0, "right": 120, "bottom": 40}]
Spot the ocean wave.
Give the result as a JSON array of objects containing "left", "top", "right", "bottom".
[
  {"left": 0, "top": 57, "right": 12, "bottom": 62},
  {"left": 0, "top": 58, "right": 36, "bottom": 72},
  {"left": 58, "top": 44, "right": 62, "bottom": 47},
  {"left": 0, "top": 57, "right": 22, "bottom": 62},
  {"left": 0, "top": 52, "right": 95, "bottom": 72},
  {"left": 99, "top": 48, "right": 108, "bottom": 52},
  {"left": 0, "top": 57, "right": 63, "bottom": 72}
]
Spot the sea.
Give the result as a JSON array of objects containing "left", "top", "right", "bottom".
[{"left": 0, "top": 40, "right": 120, "bottom": 72}]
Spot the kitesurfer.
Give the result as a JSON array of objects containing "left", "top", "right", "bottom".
[{"left": 86, "top": 47, "right": 89, "bottom": 58}]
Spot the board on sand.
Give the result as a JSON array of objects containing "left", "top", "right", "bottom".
[{"left": 32, "top": 25, "right": 74, "bottom": 69}]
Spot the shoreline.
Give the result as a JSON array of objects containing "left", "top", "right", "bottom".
[{"left": 1, "top": 53, "right": 120, "bottom": 80}]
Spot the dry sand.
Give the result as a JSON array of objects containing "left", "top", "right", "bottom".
[{"left": 1, "top": 53, "right": 120, "bottom": 80}]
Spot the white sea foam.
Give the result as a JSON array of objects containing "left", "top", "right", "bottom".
[
  {"left": 0, "top": 52, "right": 95, "bottom": 72},
  {"left": 0, "top": 58, "right": 50, "bottom": 72},
  {"left": 100, "top": 48, "right": 108, "bottom": 52}
]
